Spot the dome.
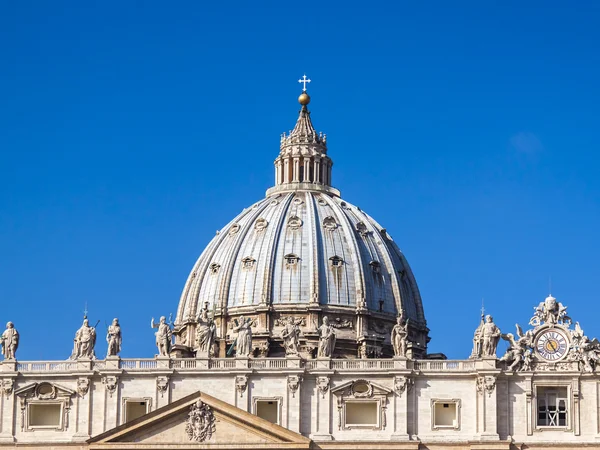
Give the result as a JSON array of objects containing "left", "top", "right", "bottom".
[{"left": 173, "top": 88, "right": 429, "bottom": 359}]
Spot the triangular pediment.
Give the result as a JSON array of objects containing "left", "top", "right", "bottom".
[{"left": 88, "top": 391, "right": 311, "bottom": 449}]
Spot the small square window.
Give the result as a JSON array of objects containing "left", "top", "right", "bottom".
[
  {"left": 536, "top": 387, "right": 568, "bottom": 428},
  {"left": 122, "top": 398, "right": 152, "bottom": 423},
  {"left": 253, "top": 397, "right": 281, "bottom": 425},
  {"left": 432, "top": 399, "right": 460, "bottom": 430}
]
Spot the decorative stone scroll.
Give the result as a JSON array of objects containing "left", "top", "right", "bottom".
[{"left": 185, "top": 400, "right": 216, "bottom": 442}]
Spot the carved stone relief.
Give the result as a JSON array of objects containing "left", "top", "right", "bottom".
[
  {"left": 235, "top": 375, "right": 248, "bottom": 397},
  {"left": 476, "top": 376, "right": 496, "bottom": 397},
  {"left": 287, "top": 375, "right": 302, "bottom": 398},
  {"left": 102, "top": 376, "right": 118, "bottom": 398},
  {"left": 77, "top": 378, "right": 90, "bottom": 398},
  {"left": 330, "top": 317, "right": 353, "bottom": 329},
  {"left": 317, "top": 376, "right": 330, "bottom": 398},
  {"left": 394, "top": 376, "right": 413, "bottom": 395},
  {"left": 0, "top": 379, "right": 14, "bottom": 397},
  {"left": 156, "top": 376, "right": 169, "bottom": 398},
  {"left": 273, "top": 316, "right": 306, "bottom": 327},
  {"left": 185, "top": 400, "right": 215, "bottom": 442}
]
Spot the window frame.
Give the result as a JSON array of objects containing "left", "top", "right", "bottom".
[
  {"left": 121, "top": 397, "right": 152, "bottom": 424},
  {"left": 431, "top": 398, "right": 461, "bottom": 431},
  {"left": 534, "top": 385, "right": 570, "bottom": 430},
  {"left": 26, "top": 401, "right": 65, "bottom": 431},
  {"left": 252, "top": 396, "right": 282, "bottom": 425},
  {"left": 343, "top": 399, "right": 381, "bottom": 429}
]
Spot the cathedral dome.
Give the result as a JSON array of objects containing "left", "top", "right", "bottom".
[{"left": 174, "top": 89, "right": 429, "bottom": 358}]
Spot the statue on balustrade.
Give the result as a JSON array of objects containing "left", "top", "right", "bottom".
[
  {"left": 500, "top": 324, "right": 532, "bottom": 371},
  {"left": 106, "top": 318, "right": 122, "bottom": 357},
  {"left": 230, "top": 316, "right": 253, "bottom": 357},
  {"left": 151, "top": 315, "right": 173, "bottom": 357},
  {"left": 1, "top": 322, "right": 19, "bottom": 360},
  {"left": 317, "top": 316, "right": 336, "bottom": 358},
  {"left": 70, "top": 317, "right": 97, "bottom": 359},
  {"left": 281, "top": 316, "right": 301, "bottom": 356},
  {"left": 481, "top": 315, "right": 501, "bottom": 357},
  {"left": 391, "top": 315, "right": 409, "bottom": 358},
  {"left": 196, "top": 302, "right": 216, "bottom": 357}
]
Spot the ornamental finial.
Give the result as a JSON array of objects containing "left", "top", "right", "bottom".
[{"left": 298, "top": 74, "right": 311, "bottom": 106}]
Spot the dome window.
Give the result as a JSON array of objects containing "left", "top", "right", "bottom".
[
  {"left": 288, "top": 216, "right": 303, "bottom": 230},
  {"left": 241, "top": 257, "right": 256, "bottom": 270},
  {"left": 284, "top": 254, "right": 300, "bottom": 268},
  {"left": 329, "top": 256, "right": 344, "bottom": 268},
  {"left": 254, "top": 218, "right": 268, "bottom": 232},
  {"left": 229, "top": 223, "right": 241, "bottom": 236},
  {"left": 209, "top": 263, "right": 220, "bottom": 274},
  {"left": 323, "top": 216, "right": 338, "bottom": 231},
  {"left": 356, "top": 222, "right": 369, "bottom": 236},
  {"left": 369, "top": 261, "right": 381, "bottom": 274}
]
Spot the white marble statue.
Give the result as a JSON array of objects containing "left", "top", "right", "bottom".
[
  {"left": 281, "top": 316, "right": 301, "bottom": 356},
  {"left": 571, "top": 322, "right": 600, "bottom": 372},
  {"left": 481, "top": 315, "right": 501, "bottom": 357},
  {"left": 500, "top": 324, "right": 532, "bottom": 371},
  {"left": 196, "top": 303, "right": 216, "bottom": 356},
  {"left": 391, "top": 315, "right": 409, "bottom": 358},
  {"left": 151, "top": 316, "right": 173, "bottom": 357},
  {"left": 71, "top": 318, "right": 97, "bottom": 359},
  {"left": 317, "top": 316, "right": 336, "bottom": 358},
  {"left": 106, "top": 318, "right": 122, "bottom": 357},
  {"left": 232, "top": 316, "right": 252, "bottom": 357},
  {"left": 0, "top": 322, "right": 19, "bottom": 360}
]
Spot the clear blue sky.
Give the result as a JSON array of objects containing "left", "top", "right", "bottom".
[{"left": 1, "top": 2, "right": 599, "bottom": 360}]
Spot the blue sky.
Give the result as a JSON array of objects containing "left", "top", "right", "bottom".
[{"left": 1, "top": 2, "right": 599, "bottom": 360}]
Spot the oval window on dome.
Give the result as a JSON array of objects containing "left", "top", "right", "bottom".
[
  {"left": 229, "top": 223, "right": 241, "bottom": 236},
  {"left": 288, "top": 216, "right": 303, "bottom": 230},
  {"left": 369, "top": 261, "right": 381, "bottom": 274},
  {"left": 209, "top": 263, "right": 220, "bottom": 274},
  {"left": 356, "top": 222, "right": 369, "bottom": 236},
  {"left": 254, "top": 218, "right": 268, "bottom": 232},
  {"left": 323, "top": 216, "right": 338, "bottom": 231},
  {"left": 293, "top": 197, "right": 304, "bottom": 205}
]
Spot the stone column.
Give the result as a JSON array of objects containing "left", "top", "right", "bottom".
[
  {"left": 303, "top": 158, "right": 311, "bottom": 183},
  {"left": 73, "top": 377, "right": 92, "bottom": 441},
  {"left": 292, "top": 158, "right": 300, "bottom": 182},
  {"left": 313, "top": 158, "right": 321, "bottom": 184},
  {"left": 101, "top": 372, "right": 120, "bottom": 431},
  {"left": 475, "top": 374, "right": 499, "bottom": 440},
  {"left": 284, "top": 159, "right": 290, "bottom": 183},
  {"left": 0, "top": 377, "right": 15, "bottom": 442}
]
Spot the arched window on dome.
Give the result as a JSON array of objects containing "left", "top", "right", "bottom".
[
  {"left": 284, "top": 254, "right": 300, "bottom": 268},
  {"left": 329, "top": 256, "right": 344, "bottom": 268},
  {"left": 241, "top": 257, "right": 256, "bottom": 270}
]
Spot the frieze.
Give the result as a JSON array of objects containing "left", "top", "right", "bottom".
[
  {"left": 330, "top": 317, "right": 353, "bottom": 329},
  {"left": 273, "top": 316, "right": 306, "bottom": 327}
]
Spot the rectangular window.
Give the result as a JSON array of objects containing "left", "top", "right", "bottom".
[
  {"left": 345, "top": 401, "right": 379, "bottom": 427},
  {"left": 537, "top": 387, "right": 568, "bottom": 427},
  {"left": 432, "top": 400, "right": 460, "bottom": 430},
  {"left": 28, "top": 403, "right": 62, "bottom": 428},
  {"left": 253, "top": 397, "right": 281, "bottom": 425},
  {"left": 123, "top": 398, "right": 151, "bottom": 423}
]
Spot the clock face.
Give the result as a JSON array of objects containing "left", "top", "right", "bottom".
[{"left": 535, "top": 329, "right": 569, "bottom": 361}]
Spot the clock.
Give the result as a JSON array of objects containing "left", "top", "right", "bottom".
[{"left": 535, "top": 328, "right": 569, "bottom": 361}]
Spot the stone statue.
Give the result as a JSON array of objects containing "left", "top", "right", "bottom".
[
  {"left": 106, "top": 318, "right": 122, "bottom": 357},
  {"left": 481, "top": 315, "right": 501, "bottom": 357},
  {"left": 196, "top": 303, "right": 216, "bottom": 357},
  {"left": 281, "top": 317, "right": 301, "bottom": 356},
  {"left": 151, "top": 316, "right": 173, "bottom": 357},
  {"left": 358, "top": 340, "right": 368, "bottom": 359},
  {"left": 317, "top": 316, "right": 336, "bottom": 358},
  {"left": 71, "top": 317, "right": 97, "bottom": 359},
  {"left": 500, "top": 324, "right": 532, "bottom": 371},
  {"left": 470, "top": 315, "right": 484, "bottom": 358},
  {"left": 530, "top": 295, "right": 571, "bottom": 327},
  {"left": 391, "top": 315, "right": 409, "bottom": 358},
  {"left": 571, "top": 322, "right": 600, "bottom": 372},
  {"left": 0, "top": 322, "right": 19, "bottom": 360},
  {"left": 232, "top": 316, "right": 252, "bottom": 357}
]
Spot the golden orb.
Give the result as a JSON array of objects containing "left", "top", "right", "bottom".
[{"left": 298, "top": 92, "right": 311, "bottom": 105}]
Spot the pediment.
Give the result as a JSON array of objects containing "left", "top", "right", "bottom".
[
  {"left": 88, "top": 391, "right": 311, "bottom": 449},
  {"left": 331, "top": 379, "right": 392, "bottom": 398},
  {"left": 15, "top": 381, "right": 75, "bottom": 400}
]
